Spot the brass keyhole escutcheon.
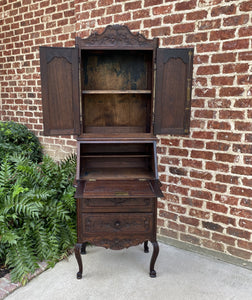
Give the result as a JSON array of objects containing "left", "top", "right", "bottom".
[{"left": 114, "top": 221, "right": 121, "bottom": 228}]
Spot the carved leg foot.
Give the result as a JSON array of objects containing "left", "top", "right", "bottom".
[
  {"left": 144, "top": 241, "right": 149, "bottom": 253},
  {"left": 81, "top": 242, "right": 87, "bottom": 255},
  {"left": 75, "top": 243, "right": 83, "bottom": 279},
  {"left": 149, "top": 241, "right": 159, "bottom": 278}
]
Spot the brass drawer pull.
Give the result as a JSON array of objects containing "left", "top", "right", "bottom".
[{"left": 114, "top": 221, "right": 121, "bottom": 228}]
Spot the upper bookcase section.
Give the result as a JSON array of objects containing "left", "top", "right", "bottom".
[
  {"left": 39, "top": 25, "right": 193, "bottom": 137},
  {"left": 75, "top": 25, "right": 158, "bottom": 50}
]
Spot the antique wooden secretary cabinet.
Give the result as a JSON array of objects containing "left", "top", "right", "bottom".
[{"left": 40, "top": 25, "right": 193, "bottom": 279}]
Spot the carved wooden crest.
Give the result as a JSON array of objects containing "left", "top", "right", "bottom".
[
  {"left": 76, "top": 25, "right": 157, "bottom": 49},
  {"left": 87, "top": 237, "right": 145, "bottom": 250}
]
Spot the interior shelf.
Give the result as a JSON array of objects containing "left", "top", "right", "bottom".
[
  {"left": 82, "top": 90, "right": 151, "bottom": 94},
  {"left": 80, "top": 154, "right": 151, "bottom": 158},
  {"left": 80, "top": 168, "right": 154, "bottom": 180}
]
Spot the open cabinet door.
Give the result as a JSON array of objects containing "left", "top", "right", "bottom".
[
  {"left": 40, "top": 47, "right": 80, "bottom": 136},
  {"left": 154, "top": 48, "right": 193, "bottom": 135}
]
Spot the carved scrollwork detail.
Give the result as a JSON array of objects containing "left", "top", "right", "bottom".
[
  {"left": 77, "top": 25, "right": 155, "bottom": 48},
  {"left": 46, "top": 50, "right": 73, "bottom": 64},
  {"left": 88, "top": 238, "right": 146, "bottom": 250}
]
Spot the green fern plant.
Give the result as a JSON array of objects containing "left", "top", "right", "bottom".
[{"left": 0, "top": 154, "right": 77, "bottom": 285}]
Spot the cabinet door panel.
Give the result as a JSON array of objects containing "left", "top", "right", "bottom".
[
  {"left": 40, "top": 47, "right": 80, "bottom": 135},
  {"left": 154, "top": 48, "right": 193, "bottom": 135}
]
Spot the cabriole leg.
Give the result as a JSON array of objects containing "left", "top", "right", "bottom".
[
  {"left": 81, "top": 242, "right": 87, "bottom": 254},
  {"left": 75, "top": 243, "right": 83, "bottom": 279},
  {"left": 144, "top": 241, "right": 149, "bottom": 253},
  {"left": 149, "top": 241, "right": 159, "bottom": 278}
]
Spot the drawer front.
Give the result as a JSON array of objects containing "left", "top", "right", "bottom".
[
  {"left": 80, "top": 213, "right": 153, "bottom": 236},
  {"left": 80, "top": 198, "right": 154, "bottom": 212}
]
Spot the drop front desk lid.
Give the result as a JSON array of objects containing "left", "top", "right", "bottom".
[{"left": 75, "top": 180, "right": 163, "bottom": 198}]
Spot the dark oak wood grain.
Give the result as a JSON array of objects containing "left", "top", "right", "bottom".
[
  {"left": 39, "top": 25, "right": 194, "bottom": 279},
  {"left": 40, "top": 47, "right": 80, "bottom": 135},
  {"left": 154, "top": 48, "right": 194, "bottom": 135}
]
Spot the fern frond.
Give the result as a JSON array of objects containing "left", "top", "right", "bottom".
[
  {"left": 0, "top": 159, "right": 13, "bottom": 188},
  {"left": 25, "top": 187, "right": 54, "bottom": 201},
  {"left": 15, "top": 200, "right": 41, "bottom": 219},
  {"left": 55, "top": 203, "right": 71, "bottom": 222},
  {"left": 60, "top": 187, "right": 76, "bottom": 213},
  {"left": 48, "top": 233, "right": 60, "bottom": 259},
  {"left": 7, "top": 239, "right": 39, "bottom": 285},
  {"left": 32, "top": 221, "right": 51, "bottom": 260},
  {"left": 58, "top": 222, "right": 76, "bottom": 251},
  {"left": 0, "top": 231, "right": 20, "bottom": 245}
]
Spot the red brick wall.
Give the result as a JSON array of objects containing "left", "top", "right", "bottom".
[
  {"left": 0, "top": 0, "right": 77, "bottom": 159},
  {"left": 1, "top": 0, "right": 251, "bottom": 262}
]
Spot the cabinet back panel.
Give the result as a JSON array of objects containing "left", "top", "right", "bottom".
[
  {"left": 82, "top": 157, "right": 148, "bottom": 169},
  {"left": 83, "top": 94, "right": 150, "bottom": 132},
  {"left": 82, "top": 51, "right": 152, "bottom": 90}
]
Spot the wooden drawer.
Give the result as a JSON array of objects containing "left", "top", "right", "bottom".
[
  {"left": 80, "top": 213, "right": 153, "bottom": 237},
  {"left": 79, "top": 198, "right": 154, "bottom": 212}
]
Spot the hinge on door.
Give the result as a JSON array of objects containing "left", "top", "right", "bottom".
[
  {"left": 88, "top": 179, "right": 96, "bottom": 182},
  {"left": 139, "top": 178, "right": 147, "bottom": 181},
  {"left": 187, "top": 79, "right": 191, "bottom": 105}
]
